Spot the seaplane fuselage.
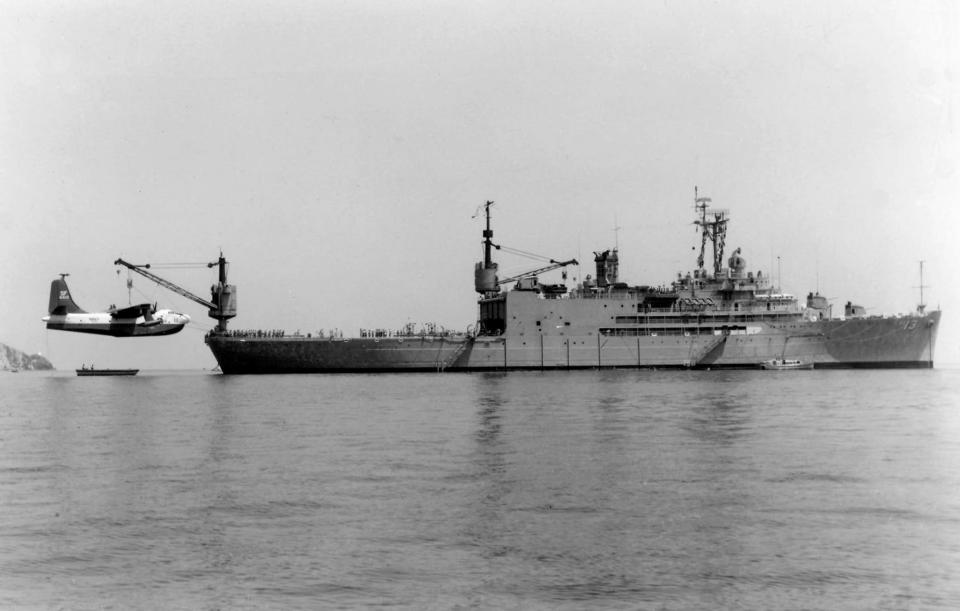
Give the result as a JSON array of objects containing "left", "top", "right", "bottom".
[
  {"left": 43, "top": 309, "right": 190, "bottom": 337},
  {"left": 43, "top": 276, "right": 190, "bottom": 337}
]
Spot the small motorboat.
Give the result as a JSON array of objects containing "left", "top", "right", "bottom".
[
  {"left": 760, "top": 358, "right": 813, "bottom": 370},
  {"left": 76, "top": 365, "right": 139, "bottom": 376}
]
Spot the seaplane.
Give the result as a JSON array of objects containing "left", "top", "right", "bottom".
[{"left": 42, "top": 274, "right": 190, "bottom": 337}]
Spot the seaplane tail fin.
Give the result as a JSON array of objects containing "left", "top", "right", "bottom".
[{"left": 48, "top": 277, "right": 86, "bottom": 315}]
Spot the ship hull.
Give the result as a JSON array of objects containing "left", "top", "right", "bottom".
[
  {"left": 206, "top": 335, "right": 474, "bottom": 374},
  {"left": 205, "top": 311, "right": 940, "bottom": 374},
  {"left": 76, "top": 369, "right": 139, "bottom": 376}
]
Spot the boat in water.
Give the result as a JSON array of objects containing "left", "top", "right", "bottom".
[
  {"left": 760, "top": 358, "right": 814, "bottom": 371},
  {"left": 76, "top": 366, "right": 139, "bottom": 376},
  {"left": 196, "top": 192, "right": 940, "bottom": 374}
]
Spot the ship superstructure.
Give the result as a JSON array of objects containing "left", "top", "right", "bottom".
[{"left": 201, "top": 192, "right": 940, "bottom": 373}]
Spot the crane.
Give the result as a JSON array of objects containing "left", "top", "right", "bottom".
[
  {"left": 114, "top": 254, "right": 236, "bottom": 332},
  {"left": 497, "top": 258, "right": 578, "bottom": 287}
]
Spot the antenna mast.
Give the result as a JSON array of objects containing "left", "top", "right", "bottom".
[
  {"left": 693, "top": 187, "right": 729, "bottom": 278},
  {"left": 915, "top": 260, "right": 929, "bottom": 314}
]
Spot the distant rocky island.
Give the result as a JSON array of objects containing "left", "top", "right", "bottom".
[{"left": 0, "top": 343, "right": 54, "bottom": 371}]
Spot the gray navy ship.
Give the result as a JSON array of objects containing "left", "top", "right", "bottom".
[{"left": 199, "top": 193, "right": 940, "bottom": 374}]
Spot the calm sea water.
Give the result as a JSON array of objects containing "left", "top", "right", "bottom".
[{"left": 1, "top": 368, "right": 959, "bottom": 610}]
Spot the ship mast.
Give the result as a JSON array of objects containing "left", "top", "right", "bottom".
[
  {"left": 483, "top": 200, "right": 494, "bottom": 269},
  {"left": 474, "top": 201, "right": 500, "bottom": 295},
  {"left": 916, "top": 259, "right": 929, "bottom": 314},
  {"left": 693, "top": 187, "right": 729, "bottom": 278}
]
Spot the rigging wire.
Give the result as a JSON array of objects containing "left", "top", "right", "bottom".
[
  {"left": 118, "top": 268, "right": 209, "bottom": 310},
  {"left": 132, "top": 285, "right": 156, "bottom": 305},
  {"left": 116, "top": 267, "right": 215, "bottom": 332},
  {"left": 144, "top": 262, "right": 213, "bottom": 269},
  {"left": 494, "top": 245, "right": 556, "bottom": 262}
]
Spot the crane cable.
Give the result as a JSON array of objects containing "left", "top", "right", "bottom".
[
  {"left": 494, "top": 244, "right": 558, "bottom": 263},
  {"left": 117, "top": 265, "right": 217, "bottom": 322},
  {"left": 143, "top": 262, "right": 212, "bottom": 269}
]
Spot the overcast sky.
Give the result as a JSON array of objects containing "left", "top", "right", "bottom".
[{"left": 2, "top": 0, "right": 957, "bottom": 370}]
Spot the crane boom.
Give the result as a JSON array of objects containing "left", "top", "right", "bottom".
[
  {"left": 114, "top": 255, "right": 237, "bottom": 332},
  {"left": 114, "top": 258, "right": 216, "bottom": 308},
  {"left": 498, "top": 258, "right": 578, "bottom": 286}
]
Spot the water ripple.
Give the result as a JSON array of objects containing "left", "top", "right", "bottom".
[{"left": 0, "top": 369, "right": 956, "bottom": 609}]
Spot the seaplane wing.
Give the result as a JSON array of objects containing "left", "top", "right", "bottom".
[
  {"left": 42, "top": 275, "right": 190, "bottom": 337},
  {"left": 108, "top": 303, "right": 153, "bottom": 320}
]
